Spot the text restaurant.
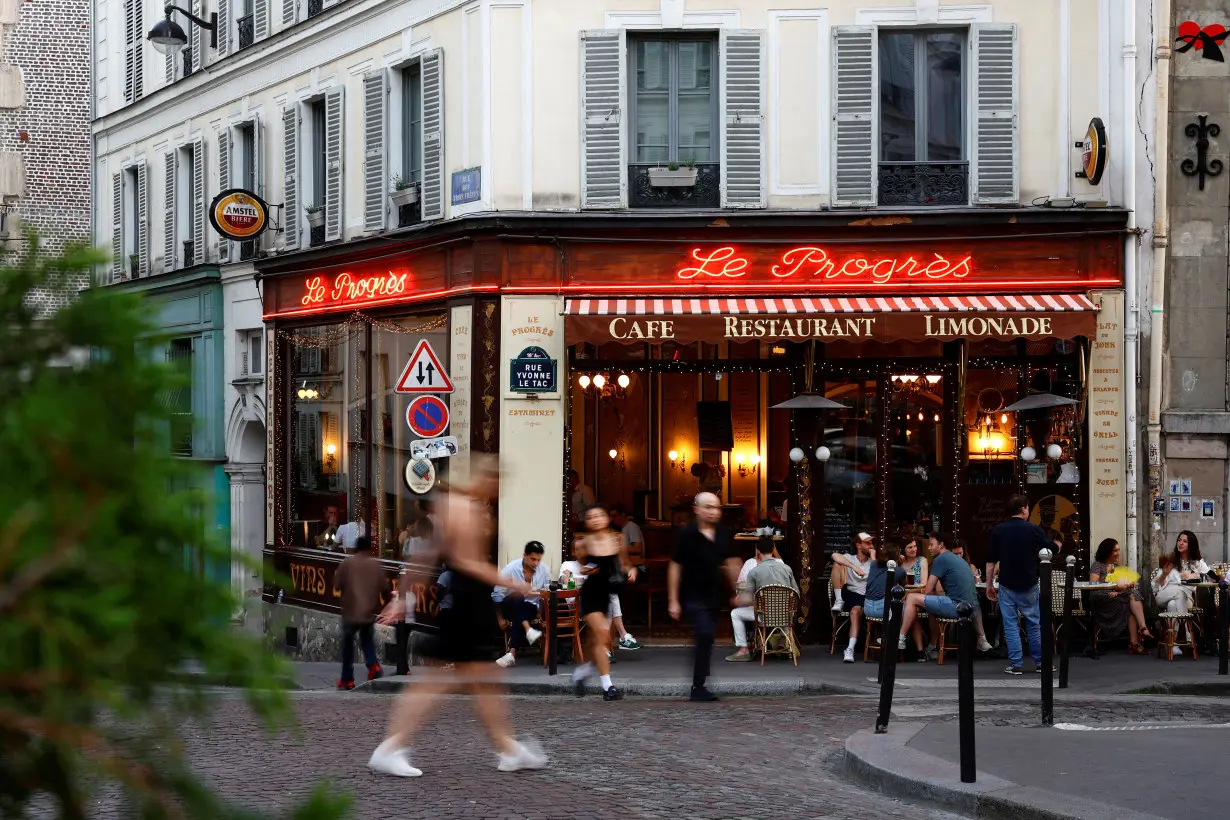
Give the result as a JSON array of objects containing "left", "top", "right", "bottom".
[{"left": 258, "top": 210, "right": 1128, "bottom": 645}]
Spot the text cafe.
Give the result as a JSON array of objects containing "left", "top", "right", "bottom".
[{"left": 543, "top": 214, "right": 1127, "bottom": 641}]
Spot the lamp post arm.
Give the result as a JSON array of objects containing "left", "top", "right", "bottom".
[{"left": 164, "top": 4, "right": 218, "bottom": 48}]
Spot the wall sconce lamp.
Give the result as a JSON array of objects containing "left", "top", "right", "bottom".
[
  {"left": 609, "top": 447, "right": 626, "bottom": 471},
  {"left": 668, "top": 449, "right": 687, "bottom": 473},
  {"left": 147, "top": 4, "right": 217, "bottom": 55},
  {"left": 297, "top": 381, "right": 319, "bottom": 400},
  {"left": 735, "top": 453, "right": 761, "bottom": 478},
  {"left": 324, "top": 442, "right": 337, "bottom": 469},
  {"left": 576, "top": 372, "right": 630, "bottom": 400}
]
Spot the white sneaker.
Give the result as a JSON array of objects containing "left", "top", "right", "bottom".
[
  {"left": 1173, "top": 647, "right": 1183, "bottom": 657},
  {"left": 832, "top": 596, "right": 844, "bottom": 612},
  {"left": 897, "top": 636, "right": 907, "bottom": 650},
  {"left": 497, "top": 738, "right": 548, "bottom": 772},
  {"left": 843, "top": 647, "right": 855, "bottom": 663},
  {"left": 368, "top": 740, "right": 423, "bottom": 778},
  {"left": 977, "top": 637, "right": 993, "bottom": 653},
  {"left": 525, "top": 627, "right": 543, "bottom": 646},
  {"left": 495, "top": 652, "right": 516, "bottom": 668}
]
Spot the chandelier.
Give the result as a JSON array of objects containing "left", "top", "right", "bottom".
[
  {"left": 890, "top": 373, "right": 941, "bottom": 397},
  {"left": 576, "top": 372, "right": 631, "bottom": 401}
]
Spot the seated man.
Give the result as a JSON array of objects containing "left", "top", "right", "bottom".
[
  {"left": 726, "top": 537, "right": 800, "bottom": 662},
  {"left": 830, "top": 533, "right": 874, "bottom": 663},
  {"left": 898, "top": 532, "right": 991, "bottom": 658},
  {"left": 492, "top": 541, "right": 552, "bottom": 667}
]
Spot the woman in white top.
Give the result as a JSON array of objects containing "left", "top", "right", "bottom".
[
  {"left": 1151, "top": 552, "right": 1187, "bottom": 614},
  {"left": 1175, "top": 530, "right": 1210, "bottom": 579}
]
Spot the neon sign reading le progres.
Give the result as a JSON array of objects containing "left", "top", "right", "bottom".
[
  {"left": 300, "top": 270, "right": 410, "bottom": 306},
  {"left": 677, "top": 246, "right": 973, "bottom": 285}
]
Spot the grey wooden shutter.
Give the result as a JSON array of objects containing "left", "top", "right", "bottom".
[
  {"left": 720, "top": 29, "right": 766, "bottom": 208},
  {"left": 217, "top": 128, "right": 231, "bottom": 262},
  {"left": 136, "top": 162, "right": 149, "bottom": 276},
  {"left": 252, "top": 115, "right": 264, "bottom": 198},
  {"left": 282, "top": 106, "right": 299, "bottom": 249},
  {"left": 282, "top": 0, "right": 296, "bottom": 28},
  {"left": 253, "top": 0, "right": 269, "bottom": 39},
  {"left": 164, "top": 152, "right": 176, "bottom": 271},
  {"left": 362, "top": 71, "right": 388, "bottom": 232},
  {"left": 420, "top": 49, "right": 445, "bottom": 221},
  {"left": 580, "top": 30, "right": 625, "bottom": 209},
  {"left": 971, "top": 24, "right": 1019, "bottom": 204},
  {"left": 830, "top": 26, "right": 877, "bottom": 207},
  {"left": 124, "top": 0, "right": 141, "bottom": 102},
  {"left": 165, "top": 51, "right": 174, "bottom": 85},
  {"left": 191, "top": 0, "right": 203, "bottom": 73},
  {"left": 111, "top": 172, "right": 123, "bottom": 279},
  {"left": 323, "top": 86, "right": 344, "bottom": 242},
  {"left": 191, "top": 138, "right": 205, "bottom": 264},
  {"left": 217, "top": 0, "right": 230, "bottom": 56}
]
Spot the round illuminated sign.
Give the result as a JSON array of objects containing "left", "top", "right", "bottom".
[
  {"left": 1080, "top": 118, "right": 1108, "bottom": 186},
  {"left": 209, "top": 188, "right": 270, "bottom": 241}
]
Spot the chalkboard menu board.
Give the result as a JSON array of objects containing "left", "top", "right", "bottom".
[
  {"left": 825, "top": 508, "right": 854, "bottom": 555},
  {"left": 960, "top": 484, "right": 1015, "bottom": 565},
  {"left": 697, "top": 401, "right": 734, "bottom": 450}
]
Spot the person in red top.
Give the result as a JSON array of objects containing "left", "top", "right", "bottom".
[{"left": 333, "top": 535, "right": 390, "bottom": 690}]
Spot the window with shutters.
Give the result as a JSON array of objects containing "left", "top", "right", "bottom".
[
  {"left": 167, "top": 338, "right": 194, "bottom": 457},
  {"left": 877, "top": 29, "right": 968, "bottom": 206},
  {"left": 237, "top": 0, "right": 255, "bottom": 49},
  {"left": 123, "top": 0, "right": 143, "bottom": 102},
  {"left": 175, "top": 145, "right": 195, "bottom": 267},
  {"left": 306, "top": 98, "right": 327, "bottom": 246},
  {"left": 123, "top": 167, "right": 140, "bottom": 277},
  {"left": 238, "top": 328, "right": 263, "bottom": 376},
  {"left": 235, "top": 122, "right": 260, "bottom": 259},
  {"left": 627, "top": 36, "right": 719, "bottom": 208},
  {"left": 395, "top": 62, "right": 423, "bottom": 227}
]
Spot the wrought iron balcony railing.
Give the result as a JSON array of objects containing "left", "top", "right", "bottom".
[
  {"left": 877, "top": 162, "right": 969, "bottom": 207},
  {"left": 628, "top": 163, "right": 720, "bottom": 209}
]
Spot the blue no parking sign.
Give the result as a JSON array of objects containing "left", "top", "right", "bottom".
[{"left": 406, "top": 395, "right": 450, "bottom": 438}]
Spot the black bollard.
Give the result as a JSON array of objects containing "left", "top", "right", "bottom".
[
  {"left": 956, "top": 601, "right": 976, "bottom": 783},
  {"left": 875, "top": 570, "right": 905, "bottom": 734},
  {"left": 1039, "top": 549, "right": 1054, "bottom": 725},
  {"left": 395, "top": 621, "right": 410, "bottom": 676},
  {"left": 878, "top": 560, "right": 900, "bottom": 686},
  {"left": 1059, "top": 555, "right": 1076, "bottom": 689},
  {"left": 547, "top": 582, "right": 560, "bottom": 676},
  {"left": 1220, "top": 576, "right": 1229, "bottom": 677}
]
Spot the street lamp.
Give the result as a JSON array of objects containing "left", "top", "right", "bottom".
[{"left": 147, "top": 4, "right": 217, "bottom": 56}]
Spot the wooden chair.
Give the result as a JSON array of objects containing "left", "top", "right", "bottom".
[
  {"left": 933, "top": 618, "right": 961, "bottom": 665},
  {"left": 1157, "top": 611, "right": 1198, "bottom": 661},
  {"left": 754, "top": 585, "right": 801, "bottom": 666},
  {"left": 827, "top": 580, "right": 850, "bottom": 655},
  {"left": 861, "top": 614, "right": 906, "bottom": 663},
  {"left": 539, "top": 589, "right": 585, "bottom": 668}
]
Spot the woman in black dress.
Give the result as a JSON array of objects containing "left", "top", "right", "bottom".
[
  {"left": 368, "top": 457, "right": 548, "bottom": 777},
  {"left": 571, "top": 505, "right": 638, "bottom": 701}
]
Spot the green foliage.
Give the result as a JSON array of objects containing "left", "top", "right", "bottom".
[{"left": 0, "top": 238, "right": 350, "bottom": 819}]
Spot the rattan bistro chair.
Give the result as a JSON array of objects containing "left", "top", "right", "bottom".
[
  {"left": 1050, "top": 569, "right": 1089, "bottom": 645},
  {"left": 1157, "top": 611, "right": 1198, "bottom": 661},
  {"left": 828, "top": 580, "right": 850, "bottom": 655},
  {"left": 755, "top": 584, "right": 801, "bottom": 666}
]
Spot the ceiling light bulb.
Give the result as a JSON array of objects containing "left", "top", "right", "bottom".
[
  {"left": 593, "top": 374, "right": 606, "bottom": 389},
  {"left": 926, "top": 374, "right": 942, "bottom": 384},
  {"left": 578, "top": 374, "right": 591, "bottom": 389},
  {"left": 917, "top": 412, "right": 924, "bottom": 422},
  {"left": 933, "top": 414, "right": 941, "bottom": 422},
  {"left": 617, "top": 374, "right": 630, "bottom": 389}
]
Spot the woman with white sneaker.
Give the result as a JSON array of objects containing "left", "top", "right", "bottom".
[
  {"left": 367, "top": 457, "right": 548, "bottom": 777},
  {"left": 570, "top": 505, "right": 638, "bottom": 701}
]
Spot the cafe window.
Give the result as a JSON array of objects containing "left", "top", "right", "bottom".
[{"left": 283, "top": 312, "right": 450, "bottom": 558}]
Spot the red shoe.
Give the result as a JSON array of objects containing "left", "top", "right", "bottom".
[
  {"left": 337, "top": 679, "right": 355, "bottom": 691},
  {"left": 367, "top": 664, "right": 384, "bottom": 681}
]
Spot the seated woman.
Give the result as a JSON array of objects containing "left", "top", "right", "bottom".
[
  {"left": 1152, "top": 552, "right": 1187, "bottom": 614},
  {"left": 900, "top": 537, "right": 929, "bottom": 586},
  {"left": 950, "top": 540, "right": 982, "bottom": 583},
  {"left": 1089, "top": 537, "right": 1153, "bottom": 653},
  {"left": 1174, "top": 530, "right": 1214, "bottom": 649}
]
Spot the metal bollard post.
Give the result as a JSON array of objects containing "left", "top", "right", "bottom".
[
  {"left": 1059, "top": 555, "right": 1076, "bottom": 689},
  {"left": 1219, "top": 576, "right": 1229, "bottom": 677},
  {"left": 878, "top": 560, "right": 898, "bottom": 686},
  {"left": 1038, "top": 548, "right": 1054, "bottom": 726},
  {"left": 875, "top": 570, "right": 905, "bottom": 733},
  {"left": 956, "top": 601, "right": 977, "bottom": 783},
  {"left": 547, "top": 582, "right": 560, "bottom": 676},
  {"left": 395, "top": 621, "right": 410, "bottom": 676}
]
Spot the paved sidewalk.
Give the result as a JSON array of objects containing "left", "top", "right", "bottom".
[
  {"left": 847, "top": 717, "right": 1230, "bottom": 820},
  {"left": 283, "top": 646, "right": 1230, "bottom": 699}
]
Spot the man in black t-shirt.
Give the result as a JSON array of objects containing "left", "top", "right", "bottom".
[
  {"left": 986, "top": 494, "right": 1049, "bottom": 675},
  {"left": 669, "top": 492, "right": 741, "bottom": 702}
]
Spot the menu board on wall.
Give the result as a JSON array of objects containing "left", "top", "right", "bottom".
[
  {"left": 824, "top": 508, "right": 853, "bottom": 555},
  {"left": 1089, "top": 291, "right": 1126, "bottom": 551},
  {"left": 449, "top": 305, "right": 473, "bottom": 484}
]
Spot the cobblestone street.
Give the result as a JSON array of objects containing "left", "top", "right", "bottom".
[{"left": 168, "top": 692, "right": 965, "bottom": 820}]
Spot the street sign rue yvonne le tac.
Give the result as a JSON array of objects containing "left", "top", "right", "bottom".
[
  {"left": 395, "top": 339, "right": 454, "bottom": 394},
  {"left": 509, "top": 345, "right": 557, "bottom": 393}
]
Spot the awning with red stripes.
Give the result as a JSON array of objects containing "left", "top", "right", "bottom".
[{"left": 565, "top": 294, "right": 1099, "bottom": 346}]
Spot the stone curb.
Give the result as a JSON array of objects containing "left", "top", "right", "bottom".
[
  {"left": 360, "top": 673, "right": 869, "bottom": 698},
  {"left": 843, "top": 723, "right": 1166, "bottom": 820}
]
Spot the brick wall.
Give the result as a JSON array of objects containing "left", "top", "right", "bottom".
[{"left": 2, "top": 0, "right": 92, "bottom": 311}]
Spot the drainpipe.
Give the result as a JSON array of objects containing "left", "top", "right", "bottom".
[
  {"left": 1146, "top": 0, "right": 1172, "bottom": 570},
  {"left": 1122, "top": 0, "right": 1141, "bottom": 571}
]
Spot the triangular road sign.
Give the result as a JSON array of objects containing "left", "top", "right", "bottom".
[{"left": 395, "top": 339, "right": 454, "bottom": 394}]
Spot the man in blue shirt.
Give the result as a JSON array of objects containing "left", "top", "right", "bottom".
[
  {"left": 898, "top": 532, "right": 990, "bottom": 657},
  {"left": 492, "top": 541, "right": 552, "bottom": 667},
  {"left": 986, "top": 494, "right": 1049, "bottom": 675}
]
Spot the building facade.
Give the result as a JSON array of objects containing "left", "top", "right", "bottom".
[
  {"left": 1155, "top": 0, "right": 1230, "bottom": 564},
  {"left": 3, "top": 0, "right": 91, "bottom": 310},
  {"left": 92, "top": 0, "right": 1154, "bottom": 647}
]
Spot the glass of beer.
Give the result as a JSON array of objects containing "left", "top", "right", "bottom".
[{"left": 905, "top": 572, "right": 915, "bottom": 586}]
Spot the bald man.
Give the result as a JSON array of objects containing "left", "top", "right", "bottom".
[{"left": 669, "top": 492, "right": 741, "bottom": 702}]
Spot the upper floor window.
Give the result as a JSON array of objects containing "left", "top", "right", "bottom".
[
  {"left": 629, "top": 37, "right": 717, "bottom": 164},
  {"left": 879, "top": 30, "right": 964, "bottom": 164},
  {"left": 111, "top": 163, "right": 147, "bottom": 281},
  {"left": 402, "top": 64, "right": 423, "bottom": 186}
]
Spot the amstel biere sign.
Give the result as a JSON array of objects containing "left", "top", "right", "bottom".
[{"left": 209, "top": 188, "right": 270, "bottom": 241}]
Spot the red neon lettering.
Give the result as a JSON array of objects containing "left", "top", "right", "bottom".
[
  {"left": 686, "top": 246, "right": 975, "bottom": 285},
  {"left": 677, "top": 246, "right": 750, "bottom": 279},
  {"left": 300, "top": 270, "right": 410, "bottom": 306}
]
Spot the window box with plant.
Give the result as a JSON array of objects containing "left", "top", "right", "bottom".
[
  {"left": 647, "top": 161, "right": 698, "bottom": 187},
  {"left": 305, "top": 203, "right": 325, "bottom": 228},
  {"left": 389, "top": 175, "right": 420, "bottom": 208},
  {"left": 128, "top": 254, "right": 139, "bottom": 278}
]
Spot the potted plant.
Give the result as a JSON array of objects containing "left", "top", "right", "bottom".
[
  {"left": 305, "top": 203, "right": 325, "bottom": 228},
  {"left": 389, "top": 174, "right": 420, "bottom": 208},
  {"left": 648, "top": 160, "right": 697, "bottom": 187},
  {"left": 128, "top": 254, "right": 139, "bottom": 277}
]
